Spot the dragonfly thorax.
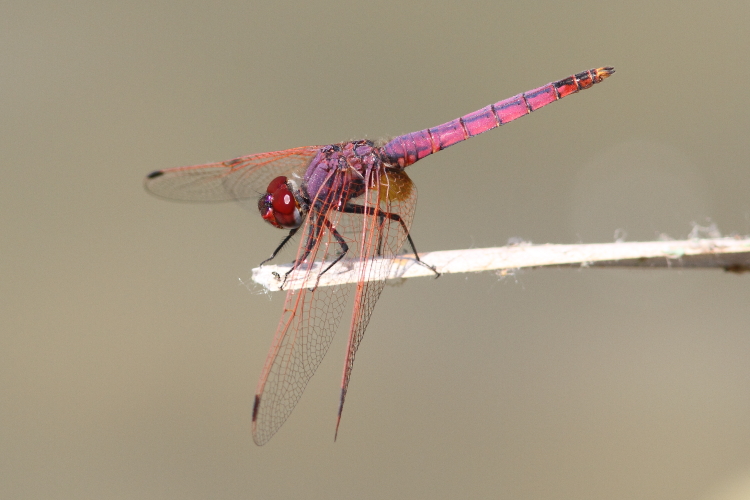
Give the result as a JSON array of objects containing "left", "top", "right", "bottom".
[
  {"left": 303, "top": 140, "right": 383, "bottom": 209},
  {"left": 258, "top": 176, "right": 308, "bottom": 229}
]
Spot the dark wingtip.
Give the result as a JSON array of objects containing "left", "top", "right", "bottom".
[
  {"left": 252, "top": 395, "right": 260, "bottom": 421},
  {"left": 146, "top": 170, "right": 164, "bottom": 179},
  {"left": 334, "top": 390, "right": 346, "bottom": 442}
]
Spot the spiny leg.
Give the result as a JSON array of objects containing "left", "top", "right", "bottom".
[
  {"left": 279, "top": 214, "right": 351, "bottom": 290},
  {"left": 260, "top": 226, "right": 300, "bottom": 267},
  {"left": 342, "top": 203, "right": 439, "bottom": 277},
  {"left": 291, "top": 215, "right": 322, "bottom": 272},
  {"left": 318, "top": 217, "right": 349, "bottom": 277},
  {"left": 277, "top": 216, "right": 323, "bottom": 289}
]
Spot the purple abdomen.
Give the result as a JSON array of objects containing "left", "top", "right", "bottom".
[{"left": 383, "top": 67, "right": 614, "bottom": 168}]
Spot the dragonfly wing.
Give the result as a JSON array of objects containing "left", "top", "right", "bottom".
[
  {"left": 252, "top": 280, "right": 356, "bottom": 445},
  {"left": 334, "top": 168, "right": 418, "bottom": 439},
  {"left": 251, "top": 203, "right": 356, "bottom": 446},
  {"left": 251, "top": 166, "right": 418, "bottom": 445},
  {"left": 144, "top": 146, "right": 321, "bottom": 202}
]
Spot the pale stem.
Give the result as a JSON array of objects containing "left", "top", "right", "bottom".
[{"left": 252, "top": 237, "right": 750, "bottom": 292}]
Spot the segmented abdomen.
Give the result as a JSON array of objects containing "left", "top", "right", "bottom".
[{"left": 383, "top": 67, "right": 614, "bottom": 168}]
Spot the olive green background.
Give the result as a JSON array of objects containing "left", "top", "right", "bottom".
[{"left": 3, "top": 1, "right": 750, "bottom": 499}]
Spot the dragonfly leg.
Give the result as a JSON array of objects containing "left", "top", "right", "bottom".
[
  {"left": 318, "top": 217, "right": 349, "bottom": 277},
  {"left": 260, "top": 226, "right": 300, "bottom": 267},
  {"left": 294, "top": 217, "right": 349, "bottom": 292},
  {"left": 278, "top": 217, "right": 322, "bottom": 288},
  {"left": 279, "top": 215, "right": 349, "bottom": 290},
  {"left": 342, "top": 203, "right": 440, "bottom": 278}
]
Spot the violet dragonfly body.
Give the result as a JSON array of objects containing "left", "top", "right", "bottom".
[{"left": 145, "top": 67, "right": 615, "bottom": 445}]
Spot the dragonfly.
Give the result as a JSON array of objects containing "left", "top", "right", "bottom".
[{"left": 145, "top": 66, "right": 615, "bottom": 445}]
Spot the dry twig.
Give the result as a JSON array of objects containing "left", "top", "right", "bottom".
[{"left": 252, "top": 237, "right": 750, "bottom": 292}]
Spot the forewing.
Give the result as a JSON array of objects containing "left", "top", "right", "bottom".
[
  {"left": 252, "top": 277, "right": 356, "bottom": 445},
  {"left": 251, "top": 166, "right": 418, "bottom": 445},
  {"left": 144, "top": 146, "right": 321, "bottom": 202},
  {"left": 251, "top": 177, "right": 358, "bottom": 446}
]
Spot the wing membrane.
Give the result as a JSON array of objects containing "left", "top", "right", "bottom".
[
  {"left": 251, "top": 165, "right": 418, "bottom": 445},
  {"left": 252, "top": 206, "right": 355, "bottom": 445},
  {"left": 144, "top": 146, "right": 321, "bottom": 202},
  {"left": 335, "top": 168, "right": 417, "bottom": 438}
]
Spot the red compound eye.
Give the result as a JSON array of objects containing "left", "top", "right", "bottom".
[
  {"left": 272, "top": 188, "right": 295, "bottom": 215},
  {"left": 259, "top": 176, "right": 303, "bottom": 229},
  {"left": 266, "top": 176, "right": 288, "bottom": 195}
]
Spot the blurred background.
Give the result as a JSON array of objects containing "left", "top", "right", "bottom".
[{"left": 2, "top": 1, "right": 750, "bottom": 499}]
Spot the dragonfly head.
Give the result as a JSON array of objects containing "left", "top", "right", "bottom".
[{"left": 258, "top": 176, "right": 307, "bottom": 229}]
